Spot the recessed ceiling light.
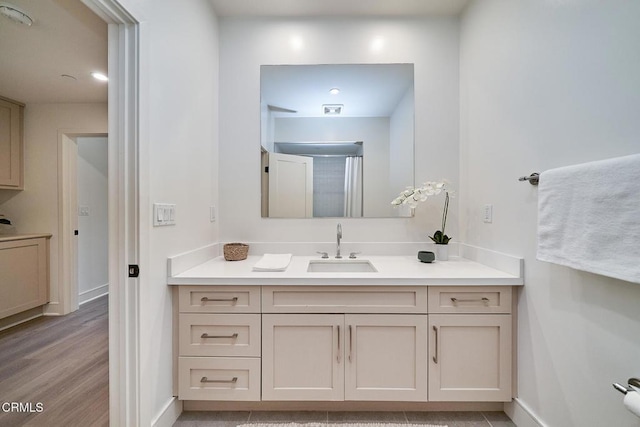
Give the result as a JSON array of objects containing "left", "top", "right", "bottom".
[
  {"left": 0, "top": 2, "right": 34, "bottom": 26},
  {"left": 91, "top": 72, "right": 108, "bottom": 82},
  {"left": 329, "top": 88, "right": 340, "bottom": 95}
]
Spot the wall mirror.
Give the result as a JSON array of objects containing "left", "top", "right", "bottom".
[{"left": 260, "top": 63, "right": 414, "bottom": 218}]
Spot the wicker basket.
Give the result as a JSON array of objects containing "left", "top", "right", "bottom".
[{"left": 223, "top": 243, "right": 249, "bottom": 261}]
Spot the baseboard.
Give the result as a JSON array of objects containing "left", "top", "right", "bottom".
[
  {"left": 504, "top": 398, "right": 547, "bottom": 427},
  {"left": 152, "top": 396, "right": 182, "bottom": 427},
  {"left": 0, "top": 306, "right": 45, "bottom": 332},
  {"left": 183, "top": 401, "right": 504, "bottom": 412},
  {"left": 79, "top": 283, "right": 109, "bottom": 305}
]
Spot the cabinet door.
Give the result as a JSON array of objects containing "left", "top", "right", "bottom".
[
  {"left": 345, "top": 314, "right": 427, "bottom": 401},
  {"left": 429, "top": 314, "right": 511, "bottom": 401},
  {"left": 0, "top": 98, "right": 23, "bottom": 189},
  {"left": 262, "top": 314, "right": 344, "bottom": 401}
]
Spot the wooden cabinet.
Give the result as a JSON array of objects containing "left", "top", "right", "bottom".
[
  {"left": 176, "top": 284, "right": 515, "bottom": 404},
  {"left": 345, "top": 314, "right": 427, "bottom": 401},
  {"left": 428, "top": 286, "right": 512, "bottom": 402},
  {"left": 262, "top": 313, "right": 427, "bottom": 402},
  {"left": 177, "top": 286, "right": 261, "bottom": 401},
  {"left": 262, "top": 314, "right": 344, "bottom": 401},
  {"left": 0, "top": 96, "right": 24, "bottom": 190},
  {"left": 0, "top": 236, "right": 50, "bottom": 320}
]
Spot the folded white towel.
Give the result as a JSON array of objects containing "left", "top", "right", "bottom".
[
  {"left": 537, "top": 153, "right": 640, "bottom": 284},
  {"left": 252, "top": 253, "right": 293, "bottom": 272}
]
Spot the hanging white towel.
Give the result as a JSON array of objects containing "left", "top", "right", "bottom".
[
  {"left": 252, "top": 253, "right": 293, "bottom": 272},
  {"left": 536, "top": 153, "right": 640, "bottom": 284}
]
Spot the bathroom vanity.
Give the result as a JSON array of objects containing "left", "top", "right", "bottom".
[{"left": 169, "top": 250, "right": 523, "bottom": 408}]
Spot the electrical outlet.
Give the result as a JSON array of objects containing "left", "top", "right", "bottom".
[
  {"left": 483, "top": 204, "right": 493, "bottom": 223},
  {"left": 78, "top": 206, "right": 90, "bottom": 216},
  {"left": 210, "top": 206, "right": 216, "bottom": 222}
]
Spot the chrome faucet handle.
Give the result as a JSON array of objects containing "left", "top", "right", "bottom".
[
  {"left": 349, "top": 252, "right": 361, "bottom": 259},
  {"left": 316, "top": 251, "right": 329, "bottom": 259}
]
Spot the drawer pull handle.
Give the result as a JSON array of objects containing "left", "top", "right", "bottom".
[
  {"left": 201, "top": 297, "right": 238, "bottom": 303},
  {"left": 433, "top": 325, "right": 438, "bottom": 364},
  {"left": 337, "top": 325, "right": 341, "bottom": 363},
  {"left": 348, "top": 325, "right": 353, "bottom": 363},
  {"left": 450, "top": 297, "right": 489, "bottom": 304},
  {"left": 200, "top": 376, "right": 238, "bottom": 384},
  {"left": 201, "top": 333, "right": 238, "bottom": 339}
]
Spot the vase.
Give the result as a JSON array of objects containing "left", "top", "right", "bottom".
[{"left": 434, "top": 244, "right": 449, "bottom": 261}]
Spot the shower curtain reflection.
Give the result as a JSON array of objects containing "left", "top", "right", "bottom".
[{"left": 344, "top": 156, "right": 363, "bottom": 217}]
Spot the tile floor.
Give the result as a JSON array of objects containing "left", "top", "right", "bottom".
[{"left": 172, "top": 410, "right": 517, "bottom": 427}]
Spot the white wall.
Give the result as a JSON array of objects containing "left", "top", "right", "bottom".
[
  {"left": 274, "top": 116, "right": 392, "bottom": 216},
  {"left": 77, "top": 136, "right": 108, "bottom": 303},
  {"left": 460, "top": 1, "right": 640, "bottom": 426},
  {"left": 116, "top": 0, "right": 221, "bottom": 424},
  {"left": 389, "top": 85, "right": 415, "bottom": 215},
  {"left": 219, "top": 18, "right": 459, "bottom": 243},
  {"left": 0, "top": 103, "right": 107, "bottom": 315}
]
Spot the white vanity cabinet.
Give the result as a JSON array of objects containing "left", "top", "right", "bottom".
[
  {"left": 428, "top": 286, "right": 512, "bottom": 401},
  {"left": 262, "top": 312, "right": 428, "bottom": 402},
  {"left": 261, "top": 286, "right": 428, "bottom": 402},
  {"left": 177, "top": 286, "right": 262, "bottom": 401},
  {"left": 174, "top": 284, "right": 514, "bottom": 404}
]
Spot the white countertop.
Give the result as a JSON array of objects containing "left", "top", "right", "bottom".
[
  {"left": 168, "top": 255, "right": 523, "bottom": 286},
  {"left": 0, "top": 233, "right": 52, "bottom": 243}
]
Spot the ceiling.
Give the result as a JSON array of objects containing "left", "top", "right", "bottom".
[
  {"left": 0, "top": 0, "right": 107, "bottom": 104},
  {"left": 209, "top": 0, "right": 469, "bottom": 17},
  {"left": 0, "top": 0, "right": 468, "bottom": 105}
]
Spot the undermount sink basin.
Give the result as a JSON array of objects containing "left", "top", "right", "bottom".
[{"left": 307, "top": 259, "right": 378, "bottom": 273}]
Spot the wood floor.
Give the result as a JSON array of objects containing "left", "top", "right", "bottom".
[{"left": 0, "top": 296, "right": 108, "bottom": 427}]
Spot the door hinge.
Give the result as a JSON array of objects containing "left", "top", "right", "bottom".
[
  {"left": 264, "top": 166, "right": 269, "bottom": 173},
  {"left": 128, "top": 264, "right": 140, "bottom": 278}
]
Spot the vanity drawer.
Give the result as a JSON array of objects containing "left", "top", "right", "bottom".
[
  {"left": 428, "top": 286, "right": 511, "bottom": 314},
  {"left": 179, "top": 286, "right": 260, "bottom": 313},
  {"left": 262, "top": 286, "right": 427, "bottom": 313},
  {"left": 178, "top": 357, "right": 261, "bottom": 401},
  {"left": 179, "top": 314, "right": 261, "bottom": 357}
]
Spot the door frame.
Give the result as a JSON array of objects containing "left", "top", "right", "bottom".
[
  {"left": 57, "top": 131, "right": 108, "bottom": 316},
  {"left": 81, "top": 1, "right": 141, "bottom": 425}
]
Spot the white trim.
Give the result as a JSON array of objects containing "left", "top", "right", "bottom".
[
  {"left": 79, "top": 283, "right": 109, "bottom": 305},
  {"left": 82, "top": 1, "right": 141, "bottom": 426},
  {"left": 151, "top": 397, "right": 182, "bottom": 427},
  {"left": 504, "top": 398, "right": 548, "bottom": 427}
]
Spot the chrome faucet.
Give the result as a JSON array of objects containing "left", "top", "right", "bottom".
[{"left": 336, "top": 223, "right": 342, "bottom": 259}]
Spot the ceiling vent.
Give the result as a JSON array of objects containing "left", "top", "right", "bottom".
[
  {"left": 0, "top": 2, "right": 34, "bottom": 26},
  {"left": 323, "top": 104, "right": 343, "bottom": 115}
]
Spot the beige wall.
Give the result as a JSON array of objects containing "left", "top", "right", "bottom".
[{"left": 0, "top": 103, "right": 107, "bottom": 315}]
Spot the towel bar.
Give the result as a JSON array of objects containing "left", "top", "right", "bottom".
[{"left": 518, "top": 172, "right": 540, "bottom": 185}]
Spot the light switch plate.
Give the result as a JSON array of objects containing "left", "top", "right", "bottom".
[{"left": 153, "top": 203, "right": 176, "bottom": 226}]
